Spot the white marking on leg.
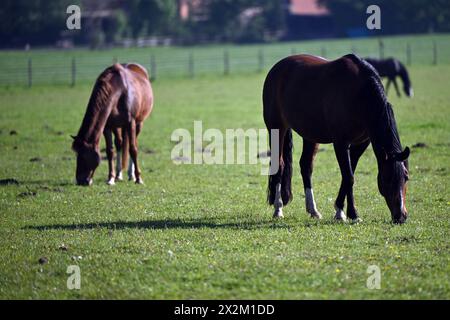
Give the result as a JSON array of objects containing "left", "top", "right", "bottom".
[
  {"left": 128, "top": 161, "right": 135, "bottom": 182},
  {"left": 334, "top": 204, "right": 347, "bottom": 222},
  {"left": 305, "top": 188, "right": 322, "bottom": 219},
  {"left": 115, "top": 156, "right": 123, "bottom": 181},
  {"left": 273, "top": 183, "right": 284, "bottom": 218},
  {"left": 107, "top": 178, "right": 115, "bottom": 186}
]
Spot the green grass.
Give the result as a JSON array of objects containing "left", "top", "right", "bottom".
[{"left": 0, "top": 58, "right": 449, "bottom": 298}]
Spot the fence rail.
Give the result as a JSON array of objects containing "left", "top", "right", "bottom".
[{"left": 0, "top": 36, "right": 448, "bottom": 87}]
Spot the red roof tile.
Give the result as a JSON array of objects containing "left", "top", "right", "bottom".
[{"left": 289, "top": 0, "right": 329, "bottom": 16}]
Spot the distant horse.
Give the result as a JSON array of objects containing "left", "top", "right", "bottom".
[
  {"left": 263, "top": 54, "right": 410, "bottom": 224},
  {"left": 72, "top": 63, "right": 153, "bottom": 185},
  {"left": 364, "top": 57, "right": 413, "bottom": 97}
]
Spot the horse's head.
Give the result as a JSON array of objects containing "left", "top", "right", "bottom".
[
  {"left": 399, "top": 65, "right": 413, "bottom": 97},
  {"left": 378, "top": 147, "right": 410, "bottom": 224},
  {"left": 403, "top": 82, "right": 414, "bottom": 98},
  {"left": 71, "top": 135, "right": 100, "bottom": 186}
]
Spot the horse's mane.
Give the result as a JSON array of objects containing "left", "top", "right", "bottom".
[
  {"left": 344, "top": 54, "right": 403, "bottom": 154},
  {"left": 73, "top": 65, "right": 124, "bottom": 150}
]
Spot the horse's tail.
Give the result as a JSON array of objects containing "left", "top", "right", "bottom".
[
  {"left": 280, "top": 128, "right": 293, "bottom": 204},
  {"left": 268, "top": 128, "right": 293, "bottom": 205}
]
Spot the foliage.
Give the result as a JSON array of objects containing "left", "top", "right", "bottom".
[
  {"left": 0, "top": 0, "right": 81, "bottom": 47},
  {"left": 0, "top": 1, "right": 448, "bottom": 47},
  {"left": 319, "top": 0, "right": 450, "bottom": 36},
  {"left": 125, "top": 0, "right": 178, "bottom": 38}
]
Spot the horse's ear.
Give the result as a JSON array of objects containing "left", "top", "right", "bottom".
[
  {"left": 396, "top": 147, "right": 410, "bottom": 161},
  {"left": 70, "top": 135, "right": 77, "bottom": 140},
  {"left": 391, "top": 147, "right": 410, "bottom": 161}
]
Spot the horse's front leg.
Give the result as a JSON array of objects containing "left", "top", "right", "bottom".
[
  {"left": 104, "top": 129, "right": 116, "bottom": 185},
  {"left": 333, "top": 142, "right": 359, "bottom": 222},
  {"left": 392, "top": 78, "right": 401, "bottom": 97},
  {"left": 128, "top": 121, "right": 143, "bottom": 184},
  {"left": 334, "top": 141, "right": 370, "bottom": 221}
]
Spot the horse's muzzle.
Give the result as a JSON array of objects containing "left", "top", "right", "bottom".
[
  {"left": 393, "top": 213, "right": 408, "bottom": 224},
  {"left": 76, "top": 178, "right": 92, "bottom": 186}
]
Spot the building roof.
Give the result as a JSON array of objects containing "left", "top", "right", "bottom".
[{"left": 289, "top": 0, "right": 329, "bottom": 16}]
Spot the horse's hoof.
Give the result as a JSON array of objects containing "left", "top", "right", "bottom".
[
  {"left": 115, "top": 173, "right": 123, "bottom": 181},
  {"left": 135, "top": 178, "right": 144, "bottom": 185},
  {"left": 309, "top": 211, "right": 322, "bottom": 219},
  {"left": 273, "top": 209, "right": 284, "bottom": 218},
  {"left": 334, "top": 209, "right": 347, "bottom": 222},
  {"left": 107, "top": 179, "right": 115, "bottom": 186},
  {"left": 350, "top": 217, "right": 363, "bottom": 224}
]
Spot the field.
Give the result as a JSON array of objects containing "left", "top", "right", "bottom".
[{"left": 0, "top": 35, "right": 449, "bottom": 299}]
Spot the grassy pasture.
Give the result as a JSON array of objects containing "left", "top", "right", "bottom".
[{"left": 0, "top": 37, "right": 449, "bottom": 299}]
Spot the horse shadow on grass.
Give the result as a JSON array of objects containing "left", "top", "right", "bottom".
[{"left": 24, "top": 217, "right": 294, "bottom": 232}]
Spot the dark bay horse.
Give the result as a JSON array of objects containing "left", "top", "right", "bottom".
[
  {"left": 364, "top": 57, "right": 413, "bottom": 97},
  {"left": 263, "top": 54, "right": 410, "bottom": 224},
  {"left": 72, "top": 63, "right": 153, "bottom": 185}
]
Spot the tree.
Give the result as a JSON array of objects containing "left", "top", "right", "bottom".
[
  {"left": 0, "top": 0, "right": 81, "bottom": 47},
  {"left": 319, "top": 0, "right": 450, "bottom": 36},
  {"left": 103, "top": 10, "right": 128, "bottom": 44},
  {"left": 194, "top": 0, "right": 286, "bottom": 43},
  {"left": 125, "top": 0, "right": 178, "bottom": 38}
]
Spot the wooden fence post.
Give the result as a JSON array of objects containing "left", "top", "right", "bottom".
[
  {"left": 433, "top": 40, "right": 437, "bottom": 65},
  {"left": 188, "top": 53, "right": 194, "bottom": 78},
  {"left": 224, "top": 50, "right": 229, "bottom": 75},
  {"left": 258, "top": 49, "right": 264, "bottom": 73},
  {"left": 150, "top": 54, "right": 156, "bottom": 81},
  {"left": 27, "top": 57, "right": 32, "bottom": 88},
  {"left": 379, "top": 39, "right": 384, "bottom": 59},
  {"left": 71, "top": 57, "right": 76, "bottom": 87},
  {"left": 406, "top": 43, "right": 411, "bottom": 66}
]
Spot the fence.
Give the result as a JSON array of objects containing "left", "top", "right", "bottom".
[{"left": 0, "top": 36, "right": 448, "bottom": 87}]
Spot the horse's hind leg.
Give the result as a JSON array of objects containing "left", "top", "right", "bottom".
[
  {"left": 270, "top": 127, "right": 286, "bottom": 218},
  {"left": 104, "top": 129, "right": 116, "bottom": 185},
  {"left": 113, "top": 128, "right": 123, "bottom": 181},
  {"left": 385, "top": 79, "right": 391, "bottom": 95},
  {"left": 127, "top": 157, "right": 135, "bottom": 182},
  {"left": 128, "top": 121, "right": 143, "bottom": 184},
  {"left": 300, "top": 139, "right": 322, "bottom": 219}
]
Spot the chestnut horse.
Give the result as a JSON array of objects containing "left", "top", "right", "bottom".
[
  {"left": 72, "top": 63, "right": 153, "bottom": 185},
  {"left": 264, "top": 54, "right": 410, "bottom": 224}
]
